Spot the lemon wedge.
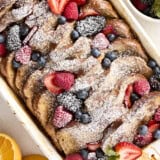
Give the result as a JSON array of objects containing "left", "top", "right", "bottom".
[{"left": 0, "top": 133, "right": 22, "bottom": 160}]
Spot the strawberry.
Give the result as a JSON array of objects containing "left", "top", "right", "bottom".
[
  {"left": 134, "top": 132, "right": 153, "bottom": 147},
  {"left": 133, "top": 79, "right": 150, "bottom": 96},
  {"left": 15, "top": 45, "right": 32, "bottom": 64},
  {"left": 53, "top": 72, "right": 75, "bottom": 91},
  {"left": 87, "top": 142, "right": 101, "bottom": 151},
  {"left": 65, "top": 153, "right": 83, "bottom": 160},
  {"left": 44, "top": 73, "right": 63, "bottom": 94},
  {"left": 48, "top": 0, "right": 70, "bottom": 15},
  {"left": 131, "top": 0, "right": 149, "bottom": 11},
  {"left": 154, "top": 108, "right": 160, "bottom": 122},
  {"left": 124, "top": 84, "right": 133, "bottom": 108},
  {"left": 148, "top": 119, "right": 157, "bottom": 127},
  {"left": 102, "top": 25, "right": 115, "bottom": 36},
  {"left": 79, "top": 9, "right": 99, "bottom": 20},
  {"left": 115, "top": 142, "right": 142, "bottom": 160},
  {"left": 148, "top": 123, "right": 160, "bottom": 133},
  {"left": 72, "top": 0, "right": 86, "bottom": 6},
  {"left": 63, "top": 2, "right": 79, "bottom": 20},
  {"left": 53, "top": 106, "right": 73, "bottom": 128},
  {"left": 91, "top": 33, "right": 109, "bottom": 50},
  {"left": 0, "top": 44, "right": 6, "bottom": 57}
]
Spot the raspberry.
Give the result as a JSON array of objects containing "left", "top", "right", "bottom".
[
  {"left": 63, "top": 2, "right": 79, "bottom": 20},
  {"left": 91, "top": 33, "right": 109, "bottom": 50},
  {"left": 133, "top": 79, "right": 150, "bottom": 96},
  {"left": 53, "top": 106, "right": 73, "bottom": 128},
  {"left": 134, "top": 132, "right": 153, "bottom": 147},
  {"left": 15, "top": 45, "right": 32, "bottom": 64},
  {"left": 102, "top": 25, "right": 115, "bottom": 35},
  {"left": 154, "top": 108, "right": 160, "bottom": 122},
  {"left": 0, "top": 44, "right": 6, "bottom": 57},
  {"left": 53, "top": 72, "right": 75, "bottom": 91}
]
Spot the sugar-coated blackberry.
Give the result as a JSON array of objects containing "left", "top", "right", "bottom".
[{"left": 149, "top": 75, "right": 160, "bottom": 91}]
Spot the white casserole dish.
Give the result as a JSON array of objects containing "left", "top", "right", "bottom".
[{"left": 0, "top": 1, "right": 160, "bottom": 159}]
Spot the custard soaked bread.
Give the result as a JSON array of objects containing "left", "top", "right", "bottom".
[{"left": 1, "top": 0, "right": 160, "bottom": 159}]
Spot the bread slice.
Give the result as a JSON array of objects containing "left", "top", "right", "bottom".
[
  {"left": 102, "top": 92, "right": 160, "bottom": 151},
  {"left": 56, "top": 74, "right": 149, "bottom": 154}
]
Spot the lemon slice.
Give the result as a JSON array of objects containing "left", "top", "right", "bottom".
[
  {"left": 0, "top": 133, "right": 22, "bottom": 160},
  {"left": 23, "top": 155, "right": 48, "bottom": 160}
]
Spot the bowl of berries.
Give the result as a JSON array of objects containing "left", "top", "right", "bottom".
[{"left": 128, "top": 0, "right": 160, "bottom": 23}]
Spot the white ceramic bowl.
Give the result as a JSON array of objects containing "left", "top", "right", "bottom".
[{"left": 127, "top": 0, "right": 160, "bottom": 24}]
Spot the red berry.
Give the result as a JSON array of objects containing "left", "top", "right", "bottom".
[
  {"left": 124, "top": 84, "right": 133, "bottom": 108},
  {"left": 154, "top": 108, "right": 160, "bottom": 122},
  {"left": 87, "top": 142, "right": 101, "bottom": 151},
  {"left": 148, "top": 123, "right": 160, "bottom": 133},
  {"left": 133, "top": 79, "right": 150, "bottom": 96},
  {"left": 79, "top": 9, "right": 99, "bottom": 20},
  {"left": 65, "top": 153, "right": 83, "bottom": 160},
  {"left": 53, "top": 72, "right": 75, "bottom": 91},
  {"left": 91, "top": 33, "right": 109, "bottom": 50},
  {"left": 102, "top": 25, "right": 115, "bottom": 36},
  {"left": 148, "top": 119, "right": 157, "bottom": 127},
  {"left": 0, "top": 44, "right": 6, "bottom": 57},
  {"left": 72, "top": 0, "right": 86, "bottom": 6},
  {"left": 131, "top": 0, "right": 148, "bottom": 11},
  {"left": 134, "top": 132, "right": 153, "bottom": 147},
  {"left": 115, "top": 142, "right": 142, "bottom": 160},
  {"left": 63, "top": 2, "right": 79, "bottom": 20},
  {"left": 53, "top": 106, "right": 73, "bottom": 128},
  {"left": 48, "top": 0, "right": 70, "bottom": 15},
  {"left": 15, "top": 45, "right": 32, "bottom": 64}
]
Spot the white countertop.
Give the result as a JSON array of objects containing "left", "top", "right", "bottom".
[{"left": 0, "top": 2, "right": 159, "bottom": 158}]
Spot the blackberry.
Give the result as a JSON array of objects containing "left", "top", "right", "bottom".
[
  {"left": 76, "top": 16, "right": 106, "bottom": 37},
  {"left": 6, "top": 25, "right": 22, "bottom": 51},
  {"left": 57, "top": 92, "right": 82, "bottom": 113},
  {"left": 149, "top": 75, "right": 160, "bottom": 91}
]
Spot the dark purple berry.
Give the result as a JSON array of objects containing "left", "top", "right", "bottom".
[
  {"left": 91, "top": 48, "right": 101, "bottom": 58},
  {"left": 58, "top": 16, "right": 67, "bottom": 25}
]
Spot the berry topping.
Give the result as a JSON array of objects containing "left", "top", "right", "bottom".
[
  {"left": 79, "top": 9, "right": 99, "bottom": 20},
  {"left": 0, "top": 34, "right": 5, "bottom": 43},
  {"left": 134, "top": 132, "right": 153, "bottom": 147},
  {"left": 153, "top": 129, "right": 160, "bottom": 139},
  {"left": 124, "top": 84, "right": 133, "bottom": 108},
  {"left": 133, "top": 79, "right": 150, "bottom": 96},
  {"left": 148, "top": 123, "right": 160, "bottom": 133},
  {"left": 37, "top": 56, "right": 46, "bottom": 67},
  {"left": 57, "top": 16, "right": 67, "bottom": 25},
  {"left": 147, "top": 59, "right": 157, "bottom": 69},
  {"left": 75, "top": 110, "right": 83, "bottom": 121},
  {"left": 115, "top": 142, "right": 142, "bottom": 160},
  {"left": 76, "top": 16, "right": 106, "bottom": 37},
  {"left": 76, "top": 90, "right": 89, "bottom": 100},
  {"left": 0, "top": 44, "right": 6, "bottom": 57},
  {"left": 57, "top": 92, "right": 82, "bottom": 112},
  {"left": 107, "top": 33, "right": 117, "bottom": 42},
  {"left": 15, "top": 45, "right": 32, "bottom": 64},
  {"left": 12, "top": 59, "right": 21, "bottom": 69},
  {"left": 65, "top": 153, "right": 83, "bottom": 160},
  {"left": 54, "top": 72, "right": 75, "bottom": 91},
  {"left": 138, "top": 125, "right": 148, "bottom": 135},
  {"left": 53, "top": 106, "right": 73, "bottom": 128},
  {"left": 80, "top": 113, "right": 92, "bottom": 124},
  {"left": 31, "top": 52, "right": 41, "bottom": 61},
  {"left": 48, "top": 0, "right": 70, "bottom": 15},
  {"left": 131, "top": 0, "right": 149, "bottom": 11},
  {"left": 71, "top": 30, "right": 80, "bottom": 41},
  {"left": 87, "top": 142, "right": 101, "bottom": 151},
  {"left": 131, "top": 93, "right": 140, "bottom": 103},
  {"left": 44, "top": 73, "right": 63, "bottom": 94},
  {"left": 6, "top": 25, "right": 21, "bottom": 51},
  {"left": 91, "top": 48, "right": 101, "bottom": 58},
  {"left": 105, "top": 50, "right": 118, "bottom": 61},
  {"left": 72, "top": 0, "right": 86, "bottom": 6},
  {"left": 102, "top": 58, "right": 111, "bottom": 69},
  {"left": 154, "top": 108, "right": 160, "bottom": 122},
  {"left": 154, "top": 66, "right": 160, "bottom": 75},
  {"left": 102, "top": 25, "right": 115, "bottom": 36},
  {"left": 79, "top": 149, "right": 89, "bottom": 159},
  {"left": 20, "top": 24, "right": 30, "bottom": 39},
  {"left": 91, "top": 33, "right": 109, "bottom": 50},
  {"left": 148, "top": 119, "right": 157, "bottom": 127},
  {"left": 149, "top": 75, "right": 160, "bottom": 91},
  {"left": 63, "top": 2, "right": 79, "bottom": 20}
]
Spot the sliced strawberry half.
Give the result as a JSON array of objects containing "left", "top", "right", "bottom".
[
  {"left": 148, "top": 119, "right": 157, "bottom": 127},
  {"left": 148, "top": 123, "right": 160, "bottom": 133},
  {"left": 124, "top": 84, "right": 133, "bottom": 108},
  {"left": 115, "top": 142, "right": 142, "bottom": 160},
  {"left": 87, "top": 142, "right": 101, "bottom": 151},
  {"left": 102, "top": 25, "right": 115, "bottom": 36},
  {"left": 48, "top": 0, "right": 70, "bottom": 15},
  {"left": 44, "top": 73, "right": 63, "bottom": 94}
]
